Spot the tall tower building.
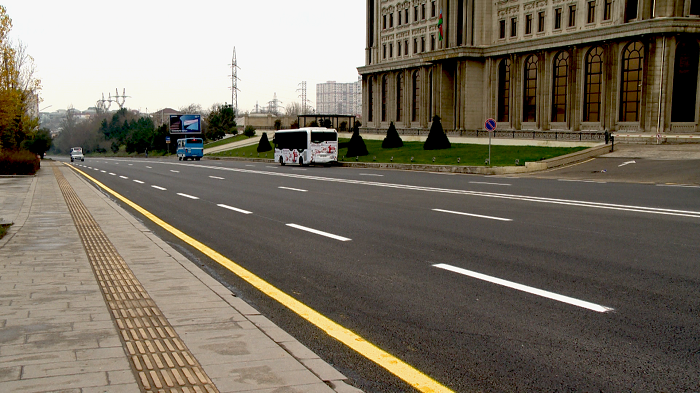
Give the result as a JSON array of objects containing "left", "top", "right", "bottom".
[{"left": 316, "top": 80, "right": 363, "bottom": 116}]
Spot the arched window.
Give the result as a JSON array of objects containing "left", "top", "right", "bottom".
[
  {"left": 620, "top": 41, "right": 644, "bottom": 122},
  {"left": 551, "top": 52, "right": 569, "bottom": 122},
  {"left": 428, "top": 70, "right": 433, "bottom": 120},
  {"left": 498, "top": 58, "right": 510, "bottom": 122},
  {"left": 584, "top": 47, "right": 604, "bottom": 122},
  {"left": 381, "top": 75, "right": 388, "bottom": 122},
  {"left": 523, "top": 55, "right": 538, "bottom": 122},
  {"left": 368, "top": 77, "right": 374, "bottom": 122},
  {"left": 671, "top": 41, "right": 699, "bottom": 122},
  {"left": 396, "top": 73, "right": 403, "bottom": 122},
  {"left": 412, "top": 70, "right": 421, "bottom": 122}
]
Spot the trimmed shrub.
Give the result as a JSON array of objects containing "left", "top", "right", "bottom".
[
  {"left": 424, "top": 115, "right": 451, "bottom": 150},
  {"left": 244, "top": 125, "right": 256, "bottom": 137},
  {"left": 257, "top": 132, "right": 272, "bottom": 152},
  {"left": 382, "top": 121, "right": 403, "bottom": 148},
  {"left": 0, "top": 150, "right": 40, "bottom": 175},
  {"left": 346, "top": 129, "right": 368, "bottom": 157}
]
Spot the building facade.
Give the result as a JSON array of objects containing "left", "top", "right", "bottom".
[
  {"left": 358, "top": 0, "right": 700, "bottom": 134},
  {"left": 316, "top": 80, "right": 363, "bottom": 116}
]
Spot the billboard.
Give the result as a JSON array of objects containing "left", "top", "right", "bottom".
[{"left": 169, "top": 114, "right": 201, "bottom": 133}]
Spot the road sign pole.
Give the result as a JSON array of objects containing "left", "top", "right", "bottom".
[
  {"left": 489, "top": 131, "right": 491, "bottom": 166},
  {"left": 484, "top": 118, "right": 496, "bottom": 166}
]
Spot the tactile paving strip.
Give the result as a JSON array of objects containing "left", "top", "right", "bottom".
[{"left": 54, "top": 164, "right": 219, "bottom": 393}]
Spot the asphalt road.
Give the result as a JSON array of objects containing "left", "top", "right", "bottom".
[{"left": 58, "top": 156, "right": 700, "bottom": 392}]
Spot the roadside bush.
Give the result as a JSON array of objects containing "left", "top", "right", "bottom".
[
  {"left": 424, "top": 115, "right": 451, "bottom": 150},
  {"left": 382, "top": 121, "right": 403, "bottom": 148},
  {"left": 257, "top": 132, "right": 272, "bottom": 152},
  {"left": 0, "top": 150, "right": 40, "bottom": 175},
  {"left": 346, "top": 129, "right": 368, "bottom": 157},
  {"left": 244, "top": 125, "right": 256, "bottom": 137}
]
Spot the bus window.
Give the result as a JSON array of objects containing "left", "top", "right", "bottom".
[
  {"left": 275, "top": 131, "right": 307, "bottom": 150},
  {"left": 311, "top": 131, "right": 337, "bottom": 143}
]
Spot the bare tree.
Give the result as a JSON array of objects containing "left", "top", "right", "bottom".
[
  {"left": 179, "top": 103, "right": 202, "bottom": 114},
  {"left": 285, "top": 102, "right": 303, "bottom": 116}
]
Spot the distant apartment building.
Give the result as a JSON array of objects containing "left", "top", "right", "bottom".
[
  {"left": 359, "top": 0, "right": 700, "bottom": 134},
  {"left": 316, "top": 80, "right": 362, "bottom": 116}
]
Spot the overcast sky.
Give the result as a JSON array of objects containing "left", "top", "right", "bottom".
[{"left": 5, "top": 1, "right": 365, "bottom": 114}]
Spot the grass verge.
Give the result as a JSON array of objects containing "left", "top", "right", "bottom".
[
  {"left": 209, "top": 138, "right": 587, "bottom": 166},
  {"left": 204, "top": 134, "right": 251, "bottom": 149}
]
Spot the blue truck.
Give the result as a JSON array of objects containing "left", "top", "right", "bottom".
[{"left": 176, "top": 138, "right": 204, "bottom": 161}]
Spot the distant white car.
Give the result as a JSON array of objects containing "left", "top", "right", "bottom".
[{"left": 70, "top": 147, "right": 84, "bottom": 162}]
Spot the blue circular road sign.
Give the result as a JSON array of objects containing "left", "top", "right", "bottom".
[{"left": 485, "top": 118, "right": 497, "bottom": 131}]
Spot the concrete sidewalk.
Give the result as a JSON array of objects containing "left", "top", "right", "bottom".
[{"left": 0, "top": 161, "right": 361, "bottom": 393}]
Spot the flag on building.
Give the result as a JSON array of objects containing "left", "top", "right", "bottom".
[{"left": 438, "top": 9, "right": 443, "bottom": 40}]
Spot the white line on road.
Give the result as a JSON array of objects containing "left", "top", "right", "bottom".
[
  {"left": 469, "top": 181, "right": 511, "bottom": 186},
  {"left": 128, "top": 164, "right": 133, "bottom": 166},
  {"left": 360, "top": 173, "right": 385, "bottom": 177},
  {"left": 279, "top": 186, "right": 307, "bottom": 192},
  {"left": 217, "top": 204, "right": 252, "bottom": 214},
  {"left": 293, "top": 168, "right": 307, "bottom": 171},
  {"left": 170, "top": 170, "right": 180, "bottom": 173},
  {"left": 133, "top": 180, "right": 144, "bottom": 184},
  {"left": 109, "top": 173, "right": 116, "bottom": 176},
  {"left": 146, "top": 166, "right": 152, "bottom": 169},
  {"left": 557, "top": 179, "right": 607, "bottom": 184},
  {"left": 266, "top": 166, "right": 278, "bottom": 169},
  {"left": 618, "top": 160, "right": 636, "bottom": 167},
  {"left": 433, "top": 208, "right": 513, "bottom": 222},
  {"left": 286, "top": 224, "right": 351, "bottom": 241},
  {"left": 209, "top": 176, "right": 225, "bottom": 180},
  {"left": 151, "top": 185, "right": 167, "bottom": 190},
  {"left": 245, "top": 164, "right": 255, "bottom": 167},
  {"left": 433, "top": 263, "right": 614, "bottom": 313},
  {"left": 119, "top": 176, "right": 128, "bottom": 179},
  {"left": 656, "top": 184, "right": 700, "bottom": 189},
  {"left": 100, "top": 170, "right": 106, "bottom": 173},
  {"left": 177, "top": 193, "right": 199, "bottom": 200},
  {"left": 174, "top": 163, "right": 700, "bottom": 219}
]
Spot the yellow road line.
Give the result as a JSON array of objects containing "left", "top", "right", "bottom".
[{"left": 65, "top": 163, "right": 454, "bottom": 393}]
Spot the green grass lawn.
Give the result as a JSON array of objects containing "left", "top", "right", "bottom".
[
  {"left": 209, "top": 138, "right": 587, "bottom": 166},
  {"left": 204, "top": 134, "right": 250, "bottom": 148}
]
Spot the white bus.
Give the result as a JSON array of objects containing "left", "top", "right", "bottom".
[{"left": 273, "top": 127, "right": 338, "bottom": 166}]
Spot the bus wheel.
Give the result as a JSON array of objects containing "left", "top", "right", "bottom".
[
  {"left": 279, "top": 157, "right": 285, "bottom": 166},
  {"left": 178, "top": 157, "right": 182, "bottom": 161},
  {"left": 195, "top": 157, "right": 200, "bottom": 161}
]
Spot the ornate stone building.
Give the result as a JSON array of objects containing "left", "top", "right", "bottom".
[{"left": 358, "top": 0, "right": 700, "bottom": 134}]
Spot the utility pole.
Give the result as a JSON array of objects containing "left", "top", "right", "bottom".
[
  {"left": 297, "top": 81, "right": 311, "bottom": 114},
  {"left": 268, "top": 93, "right": 282, "bottom": 116},
  {"left": 229, "top": 47, "right": 240, "bottom": 114},
  {"left": 113, "top": 88, "right": 130, "bottom": 109}
]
